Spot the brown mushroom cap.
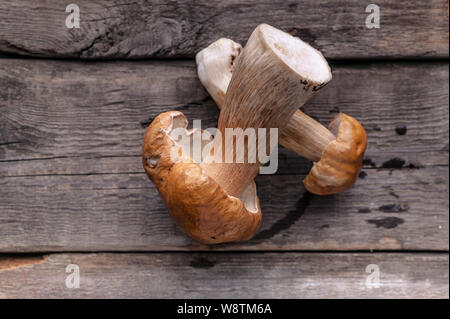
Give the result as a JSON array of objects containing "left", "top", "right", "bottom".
[
  {"left": 303, "top": 113, "right": 367, "bottom": 195},
  {"left": 142, "top": 111, "right": 262, "bottom": 244}
]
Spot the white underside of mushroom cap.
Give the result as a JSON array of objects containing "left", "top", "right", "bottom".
[
  {"left": 196, "top": 38, "right": 242, "bottom": 106},
  {"left": 166, "top": 112, "right": 259, "bottom": 213},
  {"left": 166, "top": 112, "right": 212, "bottom": 164},
  {"left": 259, "top": 24, "right": 332, "bottom": 85},
  {"left": 240, "top": 181, "right": 259, "bottom": 213}
]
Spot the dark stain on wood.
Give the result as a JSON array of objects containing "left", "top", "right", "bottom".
[
  {"left": 378, "top": 204, "right": 409, "bottom": 213},
  {"left": 359, "top": 171, "right": 367, "bottom": 179},
  {"left": 253, "top": 192, "right": 314, "bottom": 240},
  {"left": 329, "top": 106, "right": 340, "bottom": 113},
  {"left": 382, "top": 158, "right": 406, "bottom": 169},
  {"left": 140, "top": 117, "right": 155, "bottom": 128},
  {"left": 363, "top": 158, "right": 377, "bottom": 167},
  {"left": 364, "top": 123, "right": 382, "bottom": 132},
  {"left": 190, "top": 256, "right": 215, "bottom": 269},
  {"left": 367, "top": 217, "right": 405, "bottom": 229},
  {"left": 395, "top": 124, "right": 408, "bottom": 135},
  {"left": 358, "top": 207, "right": 372, "bottom": 214},
  {"left": 389, "top": 191, "right": 400, "bottom": 199}
]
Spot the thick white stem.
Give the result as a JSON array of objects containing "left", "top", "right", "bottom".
[
  {"left": 197, "top": 37, "right": 335, "bottom": 164},
  {"left": 199, "top": 25, "right": 332, "bottom": 197}
]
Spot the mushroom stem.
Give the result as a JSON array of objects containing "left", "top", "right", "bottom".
[
  {"left": 199, "top": 25, "right": 332, "bottom": 197},
  {"left": 280, "top": 112, "right": 336, "bottom": 162},
  {"left": 196, "top": 38, "right": 335, "bottom": 164},
  {"left": 204, "top": 88, "right": 335, "bottom": 163}
]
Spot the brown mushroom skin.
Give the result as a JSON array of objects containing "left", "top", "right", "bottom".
[
  {"left": 142, "top": 111, "right": 262, "bottom": 244},
  {"left": 303, "top": 113, "right": 367, "bottom": 195}
]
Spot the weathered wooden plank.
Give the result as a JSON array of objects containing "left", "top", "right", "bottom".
[
  {"left": 0, "top": 253, "right": 447, "bottom": 298},
  {"left": 0, "top": 59, "right": 448, "bottom": 251},
  {"left": 0, "top": 60, "right": 448, "bottom": 177},
  {"left": 0, "top": 167, "right": 447, "bottom": 251},
  {"left": 0, "top": 0, "right": 448, "bottom": 59}
]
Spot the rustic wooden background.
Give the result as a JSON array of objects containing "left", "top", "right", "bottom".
[{"left": 0, "top": 0, "right": 448, "bottom": 298}]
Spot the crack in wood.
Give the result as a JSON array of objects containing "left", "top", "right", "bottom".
[{"left": 0, "top": 254, "right": 49, "bottom": 272}]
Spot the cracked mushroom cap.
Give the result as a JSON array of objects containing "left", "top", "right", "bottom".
[
  {"left": 303, "top": 113, "right": 367, "bottom": 195},
  {"left": 142, "top": 111, "right": 262, "bottom": 244}
]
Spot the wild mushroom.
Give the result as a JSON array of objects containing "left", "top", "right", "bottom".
[
  {"left": 143, "top": 24, "right": 332, "bottom": 244},
  {"left": 196, "top": 38, "right": 367, "bottom": 195},
  {"left": 143, "top": 111, "right": 261, "bottom": 244}
]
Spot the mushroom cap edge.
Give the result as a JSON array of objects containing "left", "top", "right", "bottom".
[
  {"left": 142, "top": 111, "right": 262, "bottom": 244},
  {"left": 303, "top": 113, "right": 367, "bottom": 195}
]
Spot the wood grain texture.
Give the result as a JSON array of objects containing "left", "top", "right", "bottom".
[
  {"left": 0, "top": 0, "right": 448, "bottom": 59},
  {"left": 0, "top": 59, "right": 448, "bottom": 252},
  {"left": 0, "top": 253, "right": 448, "bottom": 298},
  {"left": 0, "top": 60, "right": 448, "bottom": 176},
  {"left": 0, "top": 167, "right": 448, "bottom": 251}
]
